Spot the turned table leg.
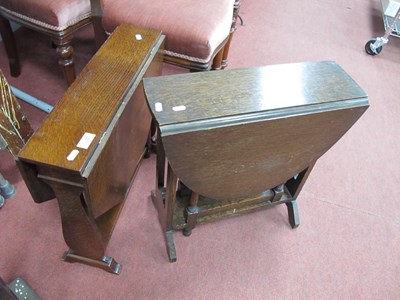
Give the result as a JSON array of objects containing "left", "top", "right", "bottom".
[{"left": 183, "top": 191, "right": 199, "bottom": 236}]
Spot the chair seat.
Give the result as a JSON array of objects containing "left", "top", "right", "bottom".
[
  {"left": 0, "top": 0, "right": 91, "bottom": 31},
  {"left": 102, "top": 0, "right": 235, "bottom": 64}
]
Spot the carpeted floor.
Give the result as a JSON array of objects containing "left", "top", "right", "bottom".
[{"left": 0, "top": 0, "right": 399, "bottom": 299}]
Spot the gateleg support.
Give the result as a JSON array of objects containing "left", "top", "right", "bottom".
[
  {"left": 183, "top": 190, "right": 199, "bottom": 236},
  {"left": 285, "top": 200, "right": 300, "bottom": 228},
  {"left": 183, "top": 206, "right": 199, "bottom": 237}
]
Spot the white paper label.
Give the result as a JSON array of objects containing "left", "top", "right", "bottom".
[
  {"left": 67, "top": 149, "right": 79, "bottom": 161},
  {"left": 76, "top": 132, "right": 96, "bottom": 149},
  {"left": 135, "top": 34, "right": 143, "bottom": 40},
  {"left": 155, "top": 102, "right": 163, "bottom": 112},
  {"left": 172, "top": 105, "right": 186, "bottom": 112}
]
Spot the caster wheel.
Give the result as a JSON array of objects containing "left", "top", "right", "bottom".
[
  {"left": 0, "top": 195, "right": 5, "bottom": 208},
  {"left": 365, "top": 39, "right": 382, "bottom": 55}
]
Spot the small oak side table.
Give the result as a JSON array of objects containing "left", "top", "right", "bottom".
[{"left": 144, "top": 61, "right": 369, "bottom": 262}]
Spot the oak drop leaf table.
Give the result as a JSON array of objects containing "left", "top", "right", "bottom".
[
  {"left": 143, "top": 61, "right": 369, "bottom": 262},
  {"left": 17, "top": 25, "right": 165, "bottom": 274}
]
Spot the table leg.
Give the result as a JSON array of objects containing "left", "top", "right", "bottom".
[
  {"left": 183, "top": 191, "right": 199, "bottom": 236},
  {"left": 285, "top": 163, "right": 315, "bottom": 200},
  {"left": 165, "top": 231, "right": 177, "bottom": 263},
  {"left": 63, "top": 250, "right": 121, "bottom": 274},
  {"left": 283, "top": 163, "right": 316, "bottom": 228},
  {"left": 285, "top": 200, "right": 300, "bottom": 228},
  {"left": 41, "top": 179, "right": 121, "bottom": 274},
  {"left": 164, "top": 163, "right": 178, "bottom": 262}
]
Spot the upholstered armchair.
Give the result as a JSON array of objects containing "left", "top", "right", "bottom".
[
  {"left": 0, "top": 0, "right": 92, "bottom": 86},
  {"left": 90, "top": 0, "right": 241, "bottom": 71}
]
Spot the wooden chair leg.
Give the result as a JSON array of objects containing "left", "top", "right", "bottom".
[
  {"left": 0, "top": 16, "right": 21, "bottom": 77},
  {"left": 221, "top": 0, "right": 241, "bottom": 69},
  {"left": 221, "top": 34, "right": 233, "bottom": 69},
  {"left": 92, "top": 16, "right": 108, "bottom": 50},
  {"left": 54, "top": 39, "right": 76, "bottom": 86},
  {"left": 211, "top": 48, "right": 224, "bottom": 70}
]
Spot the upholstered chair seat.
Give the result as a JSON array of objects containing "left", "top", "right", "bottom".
[
  {"left": 0, "top": 0, "right": 92, "bottom": 85},
  {"left": 92, "top": 0, "right": 240, "bottom": 70}
]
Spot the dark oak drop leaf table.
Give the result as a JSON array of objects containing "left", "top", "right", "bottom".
[{"left": 143, "top": 61, "right": 369, "bottom": 262}]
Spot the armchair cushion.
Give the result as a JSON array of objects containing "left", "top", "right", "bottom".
[
  {"left": 0, "top": 0, "right": 91, "bottom": 31},
  {"left": 101, "top": 0, "right": 235, "bottom": 63}
]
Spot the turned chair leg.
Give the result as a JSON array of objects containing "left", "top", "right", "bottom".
[
  {"left": 221, "top": 34, "right": 233, "bottom": 69},
  {"left": 211, "top": 48, "right": 224, "bottom": 70},
  {"left": 54, "top": 38, "right": 76, "bottom": 86},
  {"left": 221, "top": 0, "right": 241, "bottom": 69},
  {"left": 0, "top": 16, "right": 21, "bottom": 77}
]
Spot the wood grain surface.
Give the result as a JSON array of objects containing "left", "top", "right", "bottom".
[{"left": 144, "top": 61, "right": 369, "bottom": 200}]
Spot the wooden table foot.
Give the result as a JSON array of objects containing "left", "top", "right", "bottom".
[
  {"left": 285, "top": 200, "right": 300, "bottom": 228},
  {"left": 62, "top": 250, "right": 122, "bottom": 274},
  {"left": 165, "top": 231, "right": 177, "bottom": 262},
  {"left": 183, "top": 206, "right": 199, "bottom": 237}
]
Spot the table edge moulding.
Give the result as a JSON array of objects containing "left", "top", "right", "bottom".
[{"left": 143, "top": 61, "right": 369, "bottom": 262}]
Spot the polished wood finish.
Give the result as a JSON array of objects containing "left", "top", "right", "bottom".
[
  {"left": 0, "top": 9, "right": 92, "bottom": 86},
  {"left": 17, "top": 25, "right": 164, "bottom": 274},
  {"left": 144, "top": 61, "right": 369, "bottom": 262}
]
